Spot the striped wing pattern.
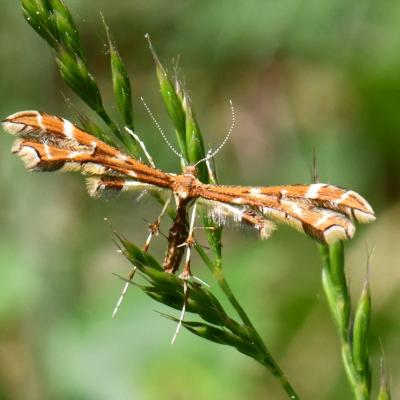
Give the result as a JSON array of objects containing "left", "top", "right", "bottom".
[
  {"left": 2, "top": 110, "right": 375, "bottom": 245},
  {"left": 196, "top": 184, "right": 375, "bottom": 244},
  {"left": 3, "top": 111, "right": 173, "bottom": 191}
]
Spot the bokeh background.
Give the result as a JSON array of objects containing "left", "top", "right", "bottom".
[{"left": 0, "top": 1, "right": 399, "bottom": 399}]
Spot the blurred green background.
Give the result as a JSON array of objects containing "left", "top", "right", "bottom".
[{"left": 0, "top": 1, "right": 399, "bottom": 399}]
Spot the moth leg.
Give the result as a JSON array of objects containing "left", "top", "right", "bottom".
[
  {"left": 179, "top": 202, "right": 197, "bottom": 280},
  {"left": 171, "top": 277, "right": 188, "bottom": 345},
  {"left": 144, "top": 195, "right": 172, "bottom": 251},
  {"left": 125, "top": 127, "right": 156, "bottom": 168},
  {"left": 112, "top": 195, "right": 172, "bottom": 318},
  {"left": 171, "top": 203, "right": 198, "bottom": 344}
]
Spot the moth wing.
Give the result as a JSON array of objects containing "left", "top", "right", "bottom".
[
  {"left": 197, "top": 183, "right": 374, "bottom": 244},
  {"left": 3, "top": 111, "right": 173, "bottom": 189},
  {"left": 199, "top": 183, "right": 375, "bottom": 225},
  {"left": 86, "top": 176, "right": 168, "bottom": 199},
  {"left": 258, "top": 198, "right": 356, "bottom": 244},
  {"left": 275, "top": 183, "right": 375, "bottom": 224},
  {"left": 198, "top": 199, "right": 276, "bottom": 239}
]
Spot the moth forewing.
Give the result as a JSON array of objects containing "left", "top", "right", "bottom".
[
  {"left": 86, "top": 177, "right": 167, "bottom": 199},
  {"left": 3, "top": 111, "right": 174, "bottom": 188},
  {"left": 196, "top": 183, "right": 375, "bottom": 245}
]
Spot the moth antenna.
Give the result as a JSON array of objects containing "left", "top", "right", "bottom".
[
  {"left": 140, "top": 97, "right": 185, "bottom": 162},
  {"left": 209, "top": 99, "right": 235, "bottom": 159},
  {"left": 194, "top": 99, "right": 235, "bottom": 167},
  {"left": 125, "top": 127, "right": 156, "bottom": 168}
]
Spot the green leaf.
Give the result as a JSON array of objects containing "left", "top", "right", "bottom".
[
  {"left": 182, "top": 94, "right": 208, "bottom": 182},
  {"left": 378, "top": 386, "right": 391, "bottom": 400},
  {"left": 378, "top": 358, "right": 391, "bottom": 400},
  {"left": 103, "top": 17, "right": 134, "bottom": 130},
  {"left": 180, "top": 320, "right": 241, "bottom": 346},
  {"left": 21, "top": 0, "right": 132, "bottom": 153},
  {"left": 52, "top": 10, "right": 81, "bottom": 58},
  {"left": 352, "top": 279, "right": 371, "bottom": 378},
  {"left": 142, "top": 285, "right": 185, "bottom": 310},
  {"left": 185, "top": 284, "right": 229, "bottom": 326},
  {"left": 116, "top": 235, "right": 163, "bottom": 272},
  {"left": 329, "top": 241, "right": 346, "bottom": 289},
  {"left": 21, "top": 0, "right": 58, "bottom": 48},
  {"left": 146, "top": 34, "right": 187, "bottom": 160},
  {"left": 50, "top": 0, "right": 84, "bottom": 58},
  {"left": 321, "top": 267, "right": 342, "bottom": 330},
  {"left": 56, "top": 49, "right": 104, "bottom": 113},
  {"left": 176, "top": 319, "right": 260, "bottom": 360},
  {"left": 75, "top": 110, "right": 114, "bottom": 145},
  {"left": 320, "top": 243, "right": 350, "bottom": 336}
]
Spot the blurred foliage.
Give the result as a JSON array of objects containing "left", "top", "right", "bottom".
[{"left": 0, "top": 0, "right": 399, "bottom": 399}]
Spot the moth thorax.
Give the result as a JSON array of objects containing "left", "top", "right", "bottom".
[{"left": 173, "top": 172, "right": 198, "bottom": 200}]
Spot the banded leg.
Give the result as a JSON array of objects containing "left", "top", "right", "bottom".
[
  {"left": 125, "top": 127, "right": 155, "bottom": 168},
  {"left": 112, "top": 196, "right": 171, "bottom": 317},
  {"left": 171, "top": 203, "right": 198, "bottom": 344}
]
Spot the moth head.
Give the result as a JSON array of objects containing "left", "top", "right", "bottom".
[{"left": 183, "top": 165, "right": 198, "bottom": 178}]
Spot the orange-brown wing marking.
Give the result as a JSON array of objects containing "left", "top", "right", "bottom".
[
  {"left": 262, "top": 198, "right": 355, "bottom": 244},
  {"left": 3, "top": 111, "right": 116, "bottom": 156},
  {"left": 198, "top": 183, "right": 375, "bottom": 224},
  {"left": 268, "top": 184, "right": 375, "bottom": 224},
  {"left": 197, "top": 183, "right": 374, "bottom": 244},
  {"left": 3, "top": 111, "right": 173, "bottom": 189}
]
